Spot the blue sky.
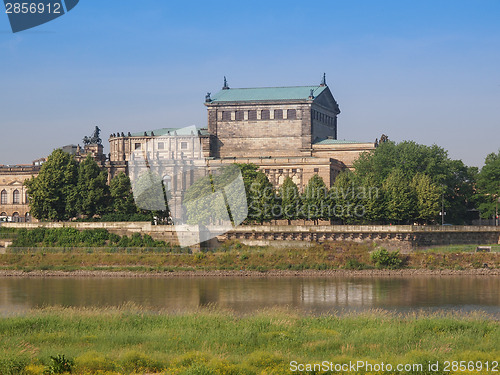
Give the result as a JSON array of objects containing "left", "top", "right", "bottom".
[{"left": 0, "top": 0, "right": 499, "bottom": 167}]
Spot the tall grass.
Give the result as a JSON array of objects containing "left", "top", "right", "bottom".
[{"left": 0, "top": 307, "right": 498, "bottom": 374}]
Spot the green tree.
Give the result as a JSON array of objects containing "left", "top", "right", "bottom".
[
  {"left": 383, "top": 169, "right": 416, "bottom": 224},
  {"left": 110, "top": 172, "right": 138, "bottom": 215},
  {"left": 353, "top": 140, "right": 477, "bottom": 224},
  {"left": 410, "top": 173, "right": 441, "bottom": 223},
  {"left": 301, "top": 174, "right": 329, "bottom": 224},
  {"left": 357, "top": 173, "right": 386, "bottom": 224},
  {"left": 247, "top": 172, "right": 278, "bottom": 223},
  {"left": 477, "top": 150, "right": 500, "bottom": 219},
  {"left": 330, "top": 170, "right": 360, "bottom": 224},
  {"left": 76, "top": 155, "right": 111, "bottom": 218},
  {"left": 279, "top": 177, "right": 300, "bottom": 223},
  {"left": 24, "top": 149, "right": 78, "bottom": 221},
  {"left": 131, "top": 171, "right": 170, "bottom": 223}
]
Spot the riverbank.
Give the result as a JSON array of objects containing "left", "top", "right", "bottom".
[
  {"left": 0, "top": 307, "right": 498, "bottom": 375},
  {"left": 0, "top": 241, "right": 498, "bottom": 275},
  {"left": 0, "top": 268, "right": 499, "bottom": 278}
]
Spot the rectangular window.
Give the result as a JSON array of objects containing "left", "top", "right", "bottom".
[
  {"left": 265, "top": 169, "right": 270, "bottom": 174},
  {"left": 292, "top": 169, "right": 297, "bottom": 173},
  {"left": 278, "top": 169, "right": 283, "bottom": 174},
  {"left": 235, "top": 110, "right": 244, "bottom": 121},
  {"left": 134, "top": 143, "right": 141, "bottom": 150},
  {"left": 158, "top": 142, "right": 165, "bottom": 150},
  {"left": 314, "top": 168, "right": 319, "bottom": 173},
  {"left": 287, "top": 109, "right": 297, "bottom": 120},
  {"left": 261, "top": 110, "right": 270, "bottom": 120},
  {"left": 274, "top": 109, "right": 283, "bottom": 119},
  {"left": 248, "top": 110, "right": 257, "bottom": 120},
  {"left": 181, "top": 142, "right": 188, "bottom": 150},
  {"left": 222, "top": 111, "right": 232, "bottom": 121}
]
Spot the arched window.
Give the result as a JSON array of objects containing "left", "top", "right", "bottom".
[
  {"left": 13, "top": 190, "right": 20, "bottom": 204},
  {"left": 1, "top": 190, "right": 7, "bottom": 205},
  {"left": 287, "top": 109, "right": 297, "bottom": 120},
  {"left": 261, "top": 110, "right": 270, "bottom": 120}
]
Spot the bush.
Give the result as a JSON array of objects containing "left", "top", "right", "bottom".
[
  {"left": 344, "top": 257, "right": 367, "bottom": 270},
  {"left": 45, "top": 354, "right": 74, "bottom": 374},
  {"left": 370, "top": 248, "right": 403, "bottom": 269}
]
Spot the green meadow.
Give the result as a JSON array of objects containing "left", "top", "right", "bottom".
[{"left": 0, "top": 307, "right": 498, "bottom": 375}]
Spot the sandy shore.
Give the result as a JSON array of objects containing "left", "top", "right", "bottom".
[{"left": 0, "top": 268, "right": 498, "bottom": 278}]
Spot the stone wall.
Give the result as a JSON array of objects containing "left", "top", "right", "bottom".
[{"left": 3, "top": 222, "right": 500, "bottom": 252}]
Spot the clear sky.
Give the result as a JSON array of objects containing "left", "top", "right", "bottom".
[{"left": 0, "top": 0, "right": 499, "bottom": 167}]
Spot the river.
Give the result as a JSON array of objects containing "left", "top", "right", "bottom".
[{"left": 0, "top": 275, "right": 498, "bottom": 316}]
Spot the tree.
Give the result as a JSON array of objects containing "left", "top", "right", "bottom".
[
  {"left": 24, "top": 149, "right": 78, "bottom": 221},
  {"left": 131, "top": 171, "right": 169, "bottom": 223},
  {"left": 76, "top": 155, "right": 110, "bottom": 218},
  {"left": 410, "top": 173, "right": 441, "bottom": 223},
  {"left": 301, "top": 175, "right": 329, "bottom": 223},
  {"left": 109, "top": 172, "right": 138, "bottom": 215},
  {"left": 183, "top": 164, "right": 248, "bottom": 226},
  {"left": 383, "top": 169, "right": 416, "bottom": 224},
  {"left": 279, "top": 177, "right": 300, "bottom": 223},
  {"left": 330, "top": 171, "right": 360, "bottom": 223},
  {"left": 477, "top": 150, "right": 500, "bottom": 219},
  {"left": 353, "top": 140, "right": 477, "bottom": 224},
  {"left": 247, "top": 172, "right": 278, "bottom": 223}
]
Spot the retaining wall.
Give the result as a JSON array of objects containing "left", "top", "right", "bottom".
[{"left": 2, "top": 222, "right": 500, "bottom": 252}]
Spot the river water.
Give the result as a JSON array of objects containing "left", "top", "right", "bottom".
[{"left": 0, "top": 276, "right": 498, "bottom": 316}]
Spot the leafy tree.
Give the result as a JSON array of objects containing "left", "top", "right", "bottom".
[
  {"left": 301, "top": 174, "right": 329, "bottom": 223},
  {"left": 183, "top": 164, "right": 248, "bottom": 226},
  {"left": 357, "top": 173, "right": 386, "bottom": 224},
  {"left": 76, "top": 155, "right": 111, "bottom": 218},
  {"left": 279, "top": 177, "right": 300, "bottom": 223},
  {"left": 131, "top": 171, "right": 170, "bottom": 223},
  {"left": 353, "top": 140, "right": 477, "bottom": 224},
  {"left": 477, "top": 150, "right": 500, "bottom": 219},
  {"left": 410, "top": 173, "right": 441, "bottom": 223},
  {"left": 383, "top": 169, "right": 416, "bottom": 224},
  {"left": 24, "top": 149, "right": 79, "bottom": 221},
  {"left": 247, "top": 171, "right": 278, "bottom": 223},
  {"left": 110, "top": 172, "right": 138, "bottom": 216}
]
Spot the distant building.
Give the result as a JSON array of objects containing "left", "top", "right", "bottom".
[
  {"left": 108, "top": 76, "right": 375, "bottom": 189},
  {"left": 0, "top": 160, "right": 43, "bottom": 222}
]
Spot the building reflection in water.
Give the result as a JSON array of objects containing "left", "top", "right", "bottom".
[{"left": 0, "top": 276, "right": 498, "bottom": 316}]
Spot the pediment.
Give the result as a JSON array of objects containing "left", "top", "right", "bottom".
[
  {"left": 314, "top": 87, "right": 340, "bottom": 114},
  {"left": 7, "top": 181, "right": 23, "bottom": 186}
]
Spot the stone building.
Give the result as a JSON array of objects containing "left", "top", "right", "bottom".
[
  {"left": 108, "top": 76, "right": 375, "bottom": 190},
  {"left": 0, "top": 159, "right": 44, "bottom": 222}
]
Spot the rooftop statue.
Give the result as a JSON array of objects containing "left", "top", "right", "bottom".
[{"left": 83, "top": 126, "right": 102, "bottom": 145}]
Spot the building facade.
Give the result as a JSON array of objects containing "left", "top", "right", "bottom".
[
  {"left": 0, "top": 160, "right": 43, "bottom": 222},
  {"left": 108, "top": 77, "right": 375, "bottom": 190}
]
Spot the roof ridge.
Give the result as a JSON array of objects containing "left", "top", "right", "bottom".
[{"left": 223, "top": 85, "right": 322, "bottom": 90}]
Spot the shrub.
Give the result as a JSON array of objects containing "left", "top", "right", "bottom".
[
  {"left": 45, "top": 354, "right": 74, "bottom": 374},
  {"left": 370, "top": 248, "right": 403, "bottom": 269},
  {"left": 344, "top": 257, "right": 367, "bottom": 270}
]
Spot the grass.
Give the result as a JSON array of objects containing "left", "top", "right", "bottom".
[
  {"left": 419, "top": 244, "right": 500, "bottom": 254},
  {"left": 0, "top": 307, "right": 498, "bottom": 374},
  {"left": 0, "top": 241, "right": 498, "bottom": 273}
]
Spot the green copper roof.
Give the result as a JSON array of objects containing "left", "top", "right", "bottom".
[
  {"left": 130, "top": 127, "right": 209, "bottom": 137},
  {"left": 209, "top": 86, "right": 328, "bottom": 103},
  {"left": 313, "top": 138, "right": 367, "bottom": 145}
]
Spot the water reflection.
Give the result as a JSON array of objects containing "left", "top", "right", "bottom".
[{"left": 0, "top": 276, "right": 498, "bottom": 316}]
